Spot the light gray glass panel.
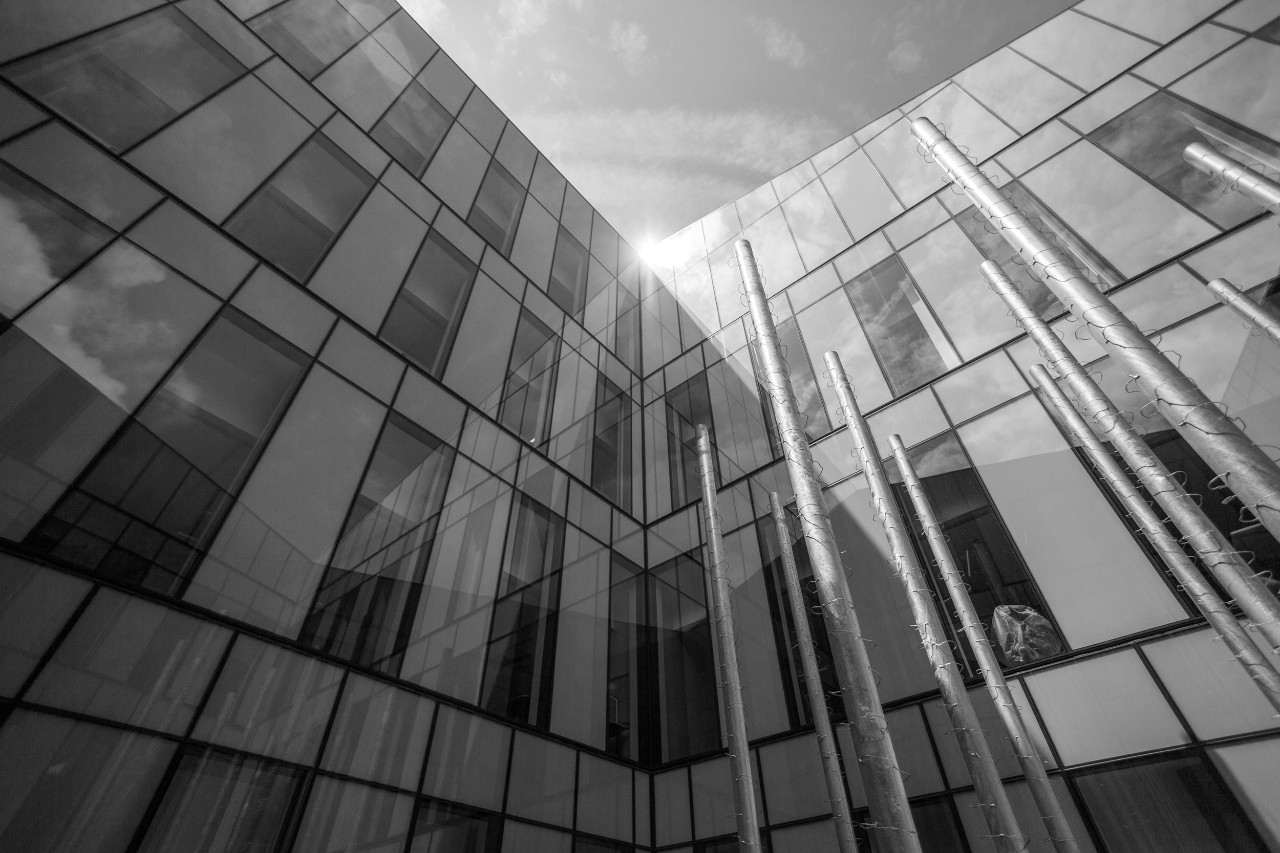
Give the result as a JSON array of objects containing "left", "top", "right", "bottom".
[
  {"left": 255, "top": 57, "right": 334, "bottom": 125},
  {"left": 674, "top": 258, "right": 719, "bottom": 344},
  {"left": 315, "top": 34, "right": 410, "bottom": 130},
  {"left": 193, "top": 635, "right": 343, "bottom": 763},
  {"left": 958, "top": 396, "right": 1185, "bottom": 647},
  {"left": 1144, "top": 626, "right": 1280, "bottom": 740},
  {"left": 884, "top": 198, "right": 949, "bottom": 249},
  {"left": 496, "top": 125, "right": 537, "bottom": 186},
  {"left": 510, "top": 196, "right": 558, "bottom": 289},
  {"left": 933, "top": 350, "right": 1028, "bottom": 424},
  {"left": 231, "top": 265, "right": 335, "bottom": 354},
  {"left": 867, "top": 389, "right": 949, "bottom": 453},
  {"left": 725, "top": 523, "right": 789, "bottom": 739},
  {"left": 127, "top": 201, "right": 254, "bottom": 298},
  {"left": 1184, "top": 218, "right": 1280, "bottom": 291},
  {"left": 1215, "top": 0, "right": 1280, "bottom": 29},
  {"left": 291, "top": 777, "right": 414, "bottom": 852},
  {"left": 188, "top": 367, "right": 384, "bottom": 635},
  {"left": 735, "top": 181, "right": 778, "bottom": 228},
  {"left": 322, "top": 673, "right": 434, "bottom": 789},
  {"left": 758, "top": 735, "right": 830, "bottom": 823},
  {"left": 561, "top": 185, "right": 593, "bottom": 247},
  {"left": 417, "top": 50, "right": 471, "bottom": 114},
  {"left": 1108, "top": 264, "right": 1214, "bottom": 333},
  {"left": 443, "top": 273, "right": 521, "bottom": 414},
  {"left": 0, "top": 559, "right": 90, "bottom": 696},
  {"left": 1012, "top": 10, "right": 1157, "bottom": 90},
  {"left": 373, "top": 9, "right": 437, "bottom": 75},
  {"left": 0, "top": 711, "right": 175, "bottom": 853},
  {"left": 1210, "top": 740, "right": 1280, "bottom": 851},
  {"left": 549, "top": 536, "right": 609, "bottom": 749},
  {"left": 459, "top": 88, "right": 506, "bottom": 153},
  {"left": 996, "top": 120, "right": 1078, "bottom": 176},
  {"left": 507, "top": 731, "right": 576, "bottom": 827},
  {"left": 700, "top": 202, "right": 742, "bottom": 251},
  {"left": 1063, "top": 75, "right": 1156, "bottom": 134},
  {"left": 781, "top": 178, "right": 852, "bottom": 270},
  {"left": 914, "top": 82, "right": 1018, "bottom": 163},
  {"left": 27, "top": 589, "right": 230, "bottom": 732},
  {"left": 1021, "top": 140, "right": 1216, "bottom": 278},
  {"left": 126, "top": 75, "right": 311, "bottom": 221},
  {"left": 423, "top": 123, "right": 489, "bottom": 217},
  {"left": 954, "top": 47, "right": 1082, "bottom": 132},
  {"left": 1025, "top": 649, "right": 1189, "bottom": 765},
  {"left": 0, "top": 0, "right": 165, "bottom": 64},
  {"left": 811, "top": 134, "right": 856, "bottom": 172},
  {"left": 743, "top": 206, "right": 806, "bottom": 295},
  {"left": 1076, "top": 0, "right": 1227, "bottom": 43},
  {"left": 821, "top": 149, "right": 904, "bottom": 240},
  {"left": 1135, "top": 23, "right": 1243, "bottom": 86},
  {"left": 772, "top": 159, "right": 818, "bottom": 200},
  {"left": 421, "top": 705, "right": 509, "bottom": 809},
  {"left": 863, "top": 117, "right": 945, "bottom": 209}
]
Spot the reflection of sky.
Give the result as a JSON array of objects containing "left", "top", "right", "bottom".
[
  {"left": 1013, "top": 10, "right": 1155, "bottom": 90},
  {"left": 743, "top": 207, "right": 805, "bottom": 295},
  {"left": 796, "top": 290, "right": 891, "bottom": 415},
  {"left": 820, "top": 150, "right": 903, "bottom": 240},
  {"left": 954, "top": 48, "right": 1080, "bottom": 133},
  {"left": 780, "top": 179, "right": 851, "bottom": 271},
  {"left": 16, "top": 241, "right": 218, "bottom": 409},
  {"left": 863, "top": 118, "right": 945, "bottom": 209},
  {"left": 912, "top": 83, "right": 1017, "bottom": 165},
  {"left": 0, "top": 193, "right": 57, "bottom": 315}
]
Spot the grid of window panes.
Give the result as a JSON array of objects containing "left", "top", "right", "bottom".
[{"left": 0, "top": 0, "right": 1279, "bottom": 851}]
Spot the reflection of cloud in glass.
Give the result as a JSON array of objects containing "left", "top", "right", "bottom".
[
  {"left": 0, "top": 195, "right": 55, "bottom": 314},
  {"left": 909, "top": 435, "right": 969, "bottom": 478},
  {"left": 17, "top": 242, "right": 218, "bottom": 409}
]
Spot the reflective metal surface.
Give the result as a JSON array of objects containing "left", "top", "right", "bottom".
[
  {"left": 1184, "top": 141, "right": 1280, "bottom": 214},
  {"left": 735, "top": 238, "right": 921, "bottom": 853},
  {"left": 1206, "top": 277, "right": 1280, "bottom": 349},
  {"left": 696, "top": 424, "right": 763, "bottom": 853}
]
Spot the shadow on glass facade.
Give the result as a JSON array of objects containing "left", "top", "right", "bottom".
[{"left": 0, "top": 0, "right": 1279, "bottom": 850}]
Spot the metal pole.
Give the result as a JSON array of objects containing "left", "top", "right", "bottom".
[
  {"left": 912, "top": 117, "right": 1280, "bottom": 546},
  {"left": 768, "top": 492, "right": 860, "bottom": 853},
  {"left": 891, "top": 436, "right": 1084, "bottom": 853},
  {"left": 1206, "top": 277, "right": 1280, "bottom": 349},
  {"left": 1031, "top": 364, "right": 1280, "bottom": 712},
  {"left": 696, "top": 424, "right": 763, "bottom": 853},
  {"left": 1183, "top": 142, "right": 1280, "bottom": 214},
  {"left": 734, "top": 238, "right": 921, "bottom": 853},
  {"left": 983, "top": 261, "right": 1280, "bottom": 655},
  {"left": 825, "top": 349, "right": 1026, "bottom": 853}
]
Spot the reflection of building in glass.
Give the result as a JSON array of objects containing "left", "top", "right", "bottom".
[{"left": 1, "top": 0, "right": 1279, "bottom": 851}]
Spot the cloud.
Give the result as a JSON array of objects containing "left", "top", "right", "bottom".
[
  {"left": 516, "top": 107, "right": 839, "bottom": 239},
  {"left": 607, "top": 21, "right": 653, "bottom": 75},
  {"left": 887, "top": 39, "right": 922, "bottom": 73},
  {"left": 746, "top": 15, "right": 810, "bottom": 70},
  {"left": 492, "top": 0, "right": 552, "bottom": 53}
]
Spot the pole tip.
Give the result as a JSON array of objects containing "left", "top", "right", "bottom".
[
  {"left": 1028, "top": 363, "right": 1055, "bottom": 386},
  {"left": 909, "top": 116, "right": 941, "bottom": 143},
  {"left": 979, "top": 259, "right": 1006, "bottom": 282},
  {"left": 822, "top": 349, "right": 843, "bottom": 373},
  {"left": 887, "top": 432, "right": 907, "bottom": 453},
  {"left": 1182, "top": 140, "right": 1213, "bottom": 164},
  {"left": 734, "top": 237, "right": 752, "bottom": 252}
]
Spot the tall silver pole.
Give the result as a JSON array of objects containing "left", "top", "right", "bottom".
[
  {"left": 912, "top": 117, "right": 1280, "bottom": 546},
  {"left": 734, "top": 239, "right": 921, "bottom": 853},
  {"left": 696, "top": 424, "right": 763, "bottom": 853},
  {"left": 1031, "top": 365, "right": 1280, "bottom": 713},
  {"left": 983, "top": 261, "right": 1280, "bottom": 655},
  {"left": 825, "top": 350, "right": 1026, "bottom": 853},
  {"left": 768, "top": 492, "right": 860, "bottom": 853},
  {"left": 1206, "top": 278, "right": 1280, "bottom": 348},
  {"left": 1183, "top": 142, "right": 1280, "bottom": 213},
  {"left": 890, "top": 436, "right": 1084, "bottom": 853}
]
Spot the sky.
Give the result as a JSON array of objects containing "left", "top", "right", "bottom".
[{"left": 399, "top": 0, "right": 1077, "bottom": 248}]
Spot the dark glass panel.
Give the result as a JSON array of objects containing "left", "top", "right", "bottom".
[
  {"left": 136, "top": 749, "right": 303, "bottom": 853},
  {"left": 5, "top": 6, "right": 244, "bottom": 151},
  {"left": 25, "top": 312, "right": 307, "bottom": 593},
  {"left": 650, "top": 551, "right": 719, "bottom": 763},
  {"left": 381, "top": 230, "right": 478, "bottom": 376},
  {"left": 0, "top": 161, "right": 112, "bottom": 316},
  {"left": 300, "top": 412, "right": 455, "bottom": 672},
  {"left": 226, "top": 134, "right": 373, "bottom": 281},
  {"left": 951, "top": 191, "right": 1064, "bottom": 318},
  {"left": 548, "top": 227, "right": 589, "bottom": 316},
  {"left": 1092, "top": 92, "right": 1279, "bottom": 229},
  {"left": 468, "top": 160, "right": 525, "bottom": 255},
  {"left": 592, "top": 373, "right": 634, "bottom": 513},
  {"left": 481, "top": 571, "right": 560, "bottom": 728},
  {"left": 842, "top": 255, "right": 950, "bottom": 397},
  {"left": 500, "top": 309, "right": 559, "bottom": 445},
  {"left": 250, "top": 0, "right": 365, "bottom": 79},
  {"left": 291, "top": 777, "right": 414, "bottom": 853},
  {"left": 606, "top": 554, "right": 650, "bottom": 761},
  {"left": 853, "top": 796, "right": 967, "bottom": 852},
  {"left": 663, "top": 371, "right": 713, "bottom": 511},
  {"left": 885, "top": 432, "right": 1062, "bottom": 670},
  {"left": 409, "top": 800, "right": 501, "bottom": 853},
  {"left": 371, "top": 81, "right": 453, "bottom": 176},
  {"left": 773, "top": 316, "right": 830, "bottom": 435},
  {"left": 1074, "top": 753, "right": 1267, "bottom": 853},
  {"left": 502, "top": 493, "right": 566, "bottom": 595}
]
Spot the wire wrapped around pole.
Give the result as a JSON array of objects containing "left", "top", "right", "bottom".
[
  {"left": 696, "top": 424, "right": 763, "bottom": 853},
  {"left": 983, "top": 261, "right": 1280, "bottom": 656},
  {"left": 768, "top": 492, "right": 860, "bottom": 853},
  {"left": 913, "top": 117, "right": 1280, "bottom": 548},
  {"left": 1029, "top": 364, "right": 1280, "bottom": 712},
  {"left": 734, "top": 239, "right": 922, "bottom": 853},
  {"left": 890, "top": 434, "right": 1083, "bottom": 853},
  {"left": 825, "top": 350, "right": 1026, "bottom": 853},
  {"left": 1205, "top": 278, "right": 1280, "bottom": 349},
  {"left": 1183, "top": 142, "right": 1280, "bottom": 214}
]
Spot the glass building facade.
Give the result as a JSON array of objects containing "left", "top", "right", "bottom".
[{"left": 0, "top": 0, "right": 1278, "bottom": 851}]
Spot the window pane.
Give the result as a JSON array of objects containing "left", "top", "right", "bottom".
[
  {"left": 321, "top": 673, "right": 434, "bottom": 789},
  {"left": 500, "top": 310, "right": 560, "bottom": 444},
  {"left": 423, "top": 122, "right": 490, "bottom": 215},
  {"left": 193, "top": 635, "right": 343, "bottom": 763},
  {"left": 954, "top": 776, "right": 1097, "bottom": 853},
  {"left": 0, "top": 711, "right": 175, "bottom": 853},
  {"left": 743, "top": 206, "right": 806, "bottom": 294},
  {"left": 758, "top": 735, "right": 828, "bottom": 823},
  {"left": 127, "top": 200, "right": 255, "bottom": 298},
  {"left": 1073, "top": 753, "right": 1266, "bottom": 853},
  {"left": 548, "top": 228, "right": 590, "bottom": 316},
  {"left": 315, "top": 34, "right": 409, "bottom": 129},
  {"left": 933, "top": 351, "right": 1027, "bottom": 424},
  {"left": 251, "top": 0, "right": 366, "bottom": 80},
  {"left": 302, "top": 413, "right": 454, "bottom": 670},
  {"left": 651, "top": 552, "right": 719, "bottom": 762},
  {"left": 6, "top": 6, "right": 244, "bottom": 151},
  {"left": 505, "top": 732, "right": 577, "bottom": 827},
  {"left": 1173, "top": 38, "right": 1280, "bottom": 144},
  {"left": 409, "top": 800, "right": 500, "bottom": 853},
  {"left": 1012, "top": 10, "right": 1156, "bottom": 90},
  {"left": 137, "top": 749, "right": 302, "bottom": 853},
  {"left": 469, "top": 161, "right": 525, "bottom": 254},
  {"left": 0, "top": 161, "right": 111, "bottom": 316},
  {"left": 576, "top": 753, "right": 632, "bottom": 841},
  {"left": 381, "top": 230, "right": 478, "bottom": 375},
  {"left": 914, "top": 83, "right": 1018, "bottom": 164},
  {"left": 372, "top": 82, "right": 453, "bottom": 176},
  {"left": 26, "top": 312, "right": 307, "bottom": 593},
  {"left": 0, "top": 558, "right": 90, "bottom": 696},
  {"left": 292, "top": 777, "right": 414, "bottom": 853},
  {"left": 781, "top": 179, "right": 852, "bottom": 270},
  {"left": 422, "top": 705, "right": 510, "bottom": 810},
  {"left": 503, "top": 821, "right": 571, "bottom": 853},
  {"left": 27, "top": 589, "right": 230, "bottom": 732},
  {"left": 1091, "top": 92, "right": 1279, "bottom": 229},
  {"left": 953, "top": 47, "right": 1081, "bottom": 133},
  {"left": 226, "top": 135, "right": 374, "bottom": 281},
  {"left": 1210, "top": 740, "right": 1280, "bottom": 851},
  {"left": 820, "top": 149, "right": 904, "bottom": 240}
]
